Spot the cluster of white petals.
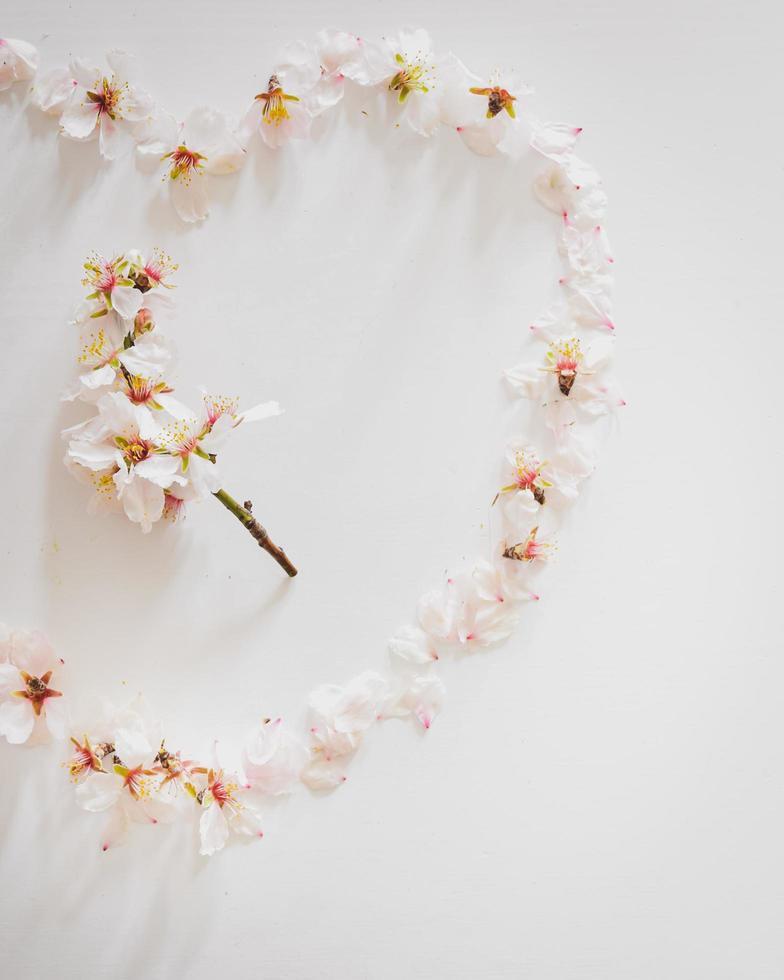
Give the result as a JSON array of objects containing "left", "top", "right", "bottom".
[
  {"left": 2, "top": 28, "right": 622, "bottom": 856},
  {"left": 62, "top": 249, "right": 281, "bottom": 532},
  {"left": 15, "top": 28, "right": 612, "bottom": 221}
]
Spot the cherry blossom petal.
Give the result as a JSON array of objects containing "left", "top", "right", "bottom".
[
  {"left": 199, "top": 801, "right": 229, "bottom": 856},
  {"left": 388, "top": 625, "right": 438, "bottom": 664},
  {"left": 170, "top": 171, "right": 210, "bottom": 223},
  {"left": 31, "top": 67, "right": 75, "bottom": 114},
  {"left": 75, "top": 772, "right": 124, "bottom": 812},
  {"left": 0, "top": 698, "right": 34, "bottom": 744},
  {"left": 110, "top": 283, "right": 144, "bottom": 321},
  {"left": 60, "top": 98, "right": 99, "bottom": 140}
]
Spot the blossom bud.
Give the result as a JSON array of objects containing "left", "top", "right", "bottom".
[{"left": 134, "top": 307, "right": 155, "bottom": 336}]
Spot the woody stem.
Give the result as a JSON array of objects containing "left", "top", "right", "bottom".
[{"left": 212, "top": 489, "right": 298, "bottom": 577}]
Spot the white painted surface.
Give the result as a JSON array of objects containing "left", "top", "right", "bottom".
[{"left": 1, "top": 1, "right": 782, "bottom": 977}]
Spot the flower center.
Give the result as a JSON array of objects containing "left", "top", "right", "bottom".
[
  {"left": 469, "top": 85, "right": 517, "bottom": 119},
  {"left": 255, "top": 74, "right": 300, "bottom": 126},
  {"left": 115, "top": 434, "right": 152, "bottom": 466},
  {"left": 26, "top": 675, "right": 47, "bottom": 696},
  {"left": 164, "top": 145, "right": 207, "bottom": 182},
  {"left": 503, "top": 526, "right": 550, "bottom": 563},
  {"left": 546, "top": 337, "right": 584, "bottom": 396},
  {"left": 389, "top": 53, "right": 432, "bottom": 103},
  {"left": 86, "top": 77, "right": 124, "bottom": 120}
]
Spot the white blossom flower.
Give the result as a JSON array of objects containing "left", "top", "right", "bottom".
[
  {"left": 59, "top": 50, "right": 154, "bottom": 159},
  {"left": 301, "top": 672, "right": 389, "bottom": 789},
  {"left": 0, "top": 627, "right": 66, "bottom": 744},
  {"left": 81, "top": 252, "right": 144, "bottom": 321},
  {"left": 242, "top": 717, "right": 308, "bottom": 795},
  {"left": 0, "top": 37, "right": 38, "bottom": 90},
  {"left": 31, "top": 66, "right": 76, "bottom": 114},
  {"left": 67, "top": 391, "right": 185, "bottom": 532},
  {"left": 505, "top": 333, "right": 624, "bottom": 436},
  {"left": 441, "top": 55, "right": 531, "bottom": 158},
  {"left": 158, "top": 395, "right": 282, "bottom": 496},
  {"left": 349, "top": 28, "right": 443, "bottom": 136},
  {"left": 74, "top": 704, "right": 176, "bottom": 850},
  {"left": 197, "top": 766, "right": 264, "bottom": 857},
  {"left": 137, "top": 107, "right": 245, "bottom": 222},
  {"left": 63, "top": 308, "right": 172, "bottom": 404},
  {"left": 239, "top": 38, "right": 349, "bottom": 150}
]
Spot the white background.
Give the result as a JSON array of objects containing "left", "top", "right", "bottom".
[{"left": 1, "top": 1, "right": 782, "bottom": 977}]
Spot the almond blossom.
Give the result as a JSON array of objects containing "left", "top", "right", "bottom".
[
  {"left": 349, "top": 28, "right": 443, "bottom": 136},
  {"left": 195, "top": 766, "right": 264, "bottom": 857},
  {"left": 0, "top": 37, "right": 38, "bottom": 90},
  {"left": 441, "top": 56, "right": 531, "bottom": 158},
  {"left": 66, "top": 391, "right": 185, "bottom": 532},
  {"left": 505, "top": 333, "right": 623, "bottom": 437},
  {"left": 59, "top": 50, "right": 154, "bottom": 159},
  {"left": 0, "top": 627, "right": 66, "bottom": 744},
  {"left": 240, "top": 39, "right": 351, "bottom": 150},
  {"left": 74, "top": 704, "right": 177, "bottom": 849},
  {"left": 137, "top": 107, "right": 245, "bottom": 222},
  {"left": 82, "top": 253, "right": 145, "bottom": 321}
]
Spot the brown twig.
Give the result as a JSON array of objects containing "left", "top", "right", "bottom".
[{"left": 213, "top": 489, "right": 298, "bottom": 577}]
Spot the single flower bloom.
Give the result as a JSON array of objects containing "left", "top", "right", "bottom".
[
  {"left": 494, "top": 445, "right": 552, "bottom": 506},
  {"left": 196, "top": 767, "right": 264, "bottom": 857},
  {"left": 0, "top": 37, "right": 39, "bottom": 90},
  {"left": 349, "top": 28, "right": 443, "bottom": 137},
  {"left": 240, "top": 40, "right": 336, "bottom": 150},
  {"left": 82, "top": 252, "right": 144, "bottom": 321},
  {"left": 137, "top": 107, "right": 245, "bottom": 222},
  {"left": 126, "top": 247, "right": 178, "bottom": 293},
  {"left": 59, "top": 50, "right": 154, "bottom": 159},
  {"left": 441, "top": 56, "right": 531, "bottom": 158},
  {"left": 0, "top": 628, "right": 66, "bottom": 744},
  {"left": 505, "top": 332, "right": 623, "bottom": 436}
]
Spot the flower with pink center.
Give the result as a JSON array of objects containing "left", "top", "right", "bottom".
[
  {"left": 196, "top": 767, "right": 264, "bottom": 857},
  {"left": 74, "top": 704, "right": 176, "bottom": 850},
  {"left": 0, "top": 627, "right": 66, "bottom": 744},
  {"left": 502, "top": 525, "right": 553, "bottom": 563},
  {"left": 137, "top": 107, "right": 245, "bottom": 222},
  {"left": 64, "top": 305, "right": 172, "bottom": 405},
  {"left": 82, "top": 252, "right": 144, "bottom": 321},
  {"left": 505, "top": 332, "right": 623, "bottom": 437},
  {"left": 59, "top": 50, "right": 154, "bottom": 159},
  {"left": 66, "top": 734, "right": 113, "bottom": 782},
  {"left": 0, "top": 37, "right": 38, "bottom": 90},
  {"left": 66, "top": 391, "right": 184, "bottom": 532}
]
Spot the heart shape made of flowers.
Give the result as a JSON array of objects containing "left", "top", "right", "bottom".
[{"left": 0, "top": 27, "right": 623, "bottom": 857}]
